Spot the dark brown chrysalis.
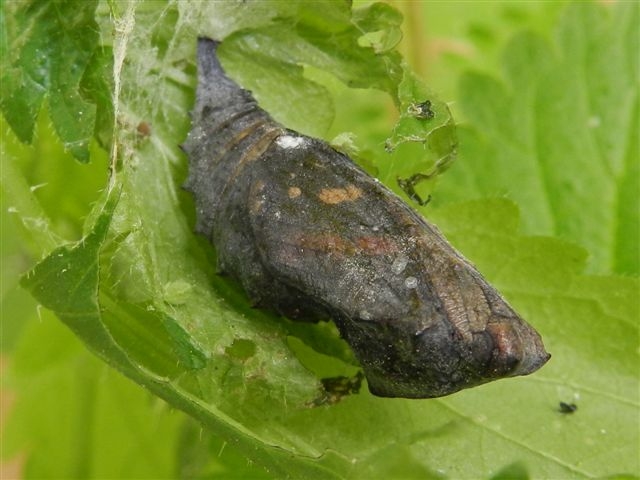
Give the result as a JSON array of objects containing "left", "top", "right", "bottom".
[{"left": 182, "top": 38, "right": 550, "bottom": 399}]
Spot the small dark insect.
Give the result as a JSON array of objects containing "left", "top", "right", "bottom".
[
  {"left": 559, "top": 402, "right": 578, "bottom": 414},
  {"left": 182, "top": 38, "right": 550, "bottom": 398},
  {"left": 407, "top": 100, "right": 435, "bottom": 120}
]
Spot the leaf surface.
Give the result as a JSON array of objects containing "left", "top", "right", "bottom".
[
  {"left": 0, "top": 0, "right": 110, "bottom": 161},
  {"left": 4, "top": 1, "right": 639, "bottom": 479},
  {"left": 436, "top": 2, "right": 640, "bottom": 275}
]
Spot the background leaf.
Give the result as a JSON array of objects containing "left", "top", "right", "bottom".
[
  {"left": 0, "top": 0, "right": 111, "bottom": 162},
  {"left": 3, "top": 312, "right": 185, "bottom": 479},
  {"left": 2, "top": 1, "right": 638, "bottom": 479},
  {"left": 435, "top": 2, "right": 640, "bottom": 275}
]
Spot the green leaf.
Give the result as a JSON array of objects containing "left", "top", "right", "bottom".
[
  {"left": 0, "top": 0, "right": 108, "bottom": 162},
  {"left": 14, "top": 188, "right": 335, "bottom": 477},
  {"left": 490, "top": 462, "right": 530, "bottom": 480},
  {"left": 5, "top": 1, "right": 639, "bottom": 479},
  {"left": 384, "top": 68, "right": 457, "bottom": 204},
  {"left": 2, "top": 312, "right": 184, "bottom": 479},
  {"left": 217, "top": 0, "right": 455, "bottom": 196},
  {"left": 352, "top": 2, "right": 403, "bottom": 53},
  {"left": 436, "top": 2, "right": 640, "bottom": 275},
  {"left": 20, "top": 191, "right": 129, "bottom": 365}
]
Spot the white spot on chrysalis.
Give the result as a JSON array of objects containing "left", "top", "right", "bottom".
[
  {"left": 391, "top": 255, "right": 409, "bottom": 274},
  {"left": 276, "top": 135, "right": 306, "bottom": 149},
  {"left": 405, "top": 276, "right": 418, "bottom": 289}
]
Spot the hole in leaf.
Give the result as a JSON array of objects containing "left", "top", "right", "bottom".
[{"left": 225, "top": 338, "right": 257, "bottom": 361}]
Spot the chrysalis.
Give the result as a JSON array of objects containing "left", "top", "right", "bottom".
[{"left": 182, "top": 38, "right": 550, "bottom": 398}]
